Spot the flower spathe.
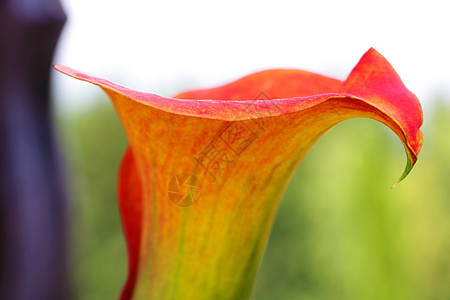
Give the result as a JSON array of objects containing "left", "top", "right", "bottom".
[{"left": 55, "top": 48, "right": 423, "bottom": 300}]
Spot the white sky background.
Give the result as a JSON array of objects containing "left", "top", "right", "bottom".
[{"left": 52, "top": 0, "right": 450, "bottom": 115}]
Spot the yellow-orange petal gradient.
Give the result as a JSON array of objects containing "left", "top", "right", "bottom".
[{"left": 54, "top": 48, "right": 423, "bottom": 300}]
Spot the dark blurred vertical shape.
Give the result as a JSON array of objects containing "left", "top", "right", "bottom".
[{"left": 0, "top": 0, "right": 68, "bottom": 299}]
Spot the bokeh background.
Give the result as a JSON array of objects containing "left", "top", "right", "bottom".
[{"left": 50, "top": 0, "right": 450, "bottom": 299}]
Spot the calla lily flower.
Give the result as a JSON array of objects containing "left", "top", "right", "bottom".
[{"left": 55, "top": 48, "right": 423, "bottom": 300}]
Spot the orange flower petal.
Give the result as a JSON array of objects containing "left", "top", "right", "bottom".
[{"left": 55, "top": 48, "right": 423, "bottom": 299}]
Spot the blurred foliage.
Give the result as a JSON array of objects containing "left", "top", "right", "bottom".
[
  {"left": 59, "top": 98, "right": 450, "bottom": 300},
  {"left": 59, "top": 101, "right": 128, "bottom": 300}
]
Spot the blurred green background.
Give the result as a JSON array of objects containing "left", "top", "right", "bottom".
[{"left": 58, "top": 96, "right": 450, "bottom": 300}]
